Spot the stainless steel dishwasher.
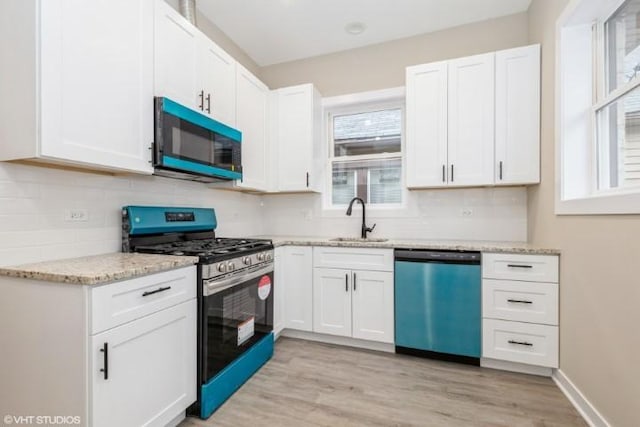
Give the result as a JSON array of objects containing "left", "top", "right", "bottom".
[{"left": 394, "top": 249, "right": 481, "bottom": 365}]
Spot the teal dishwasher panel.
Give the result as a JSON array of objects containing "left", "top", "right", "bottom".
[{"left": 394, "top": 260, "right": 481, "bottom": 358}]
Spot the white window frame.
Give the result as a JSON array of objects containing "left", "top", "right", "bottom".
[
  {"left": 322, "top": 87, "right": 407, "bottom": 213},
  {"left": 556, "top": 0, "right": 640, "bottom": 214}
]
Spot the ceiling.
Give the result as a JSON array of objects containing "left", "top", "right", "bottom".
[{"left": 197, "top": 0, "right": 532, "bottom": 66}]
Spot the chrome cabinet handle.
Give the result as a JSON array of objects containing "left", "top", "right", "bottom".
[
  {"left": 345, "top": 273, "right": 348, "bottom": 292},
  {"left": 442, "top": 164, "right": 446, "bottom": 182},
  {"left": 499, "top": 161, "right": 503, "bottom": 180},
  {"left": 206, "top": 93, "right": 211, "bottom": 113},
  {"left": 353, "top": 272, "right": 357, "bottom": 291},
  {"left": 507, "top": 264, "right": 533, "bottom": 269},
  {"left": 198, "top": 90, "right": 204, "bottom": 110},
  {"left": 450, "top": 164, "right": 454, "bottom": 182}
]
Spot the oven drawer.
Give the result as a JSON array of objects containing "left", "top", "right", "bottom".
[
  {"left": 91, "top": 266, "right": 196, "bottom": 334},
  {"left": 482, "top": 279, "right": 558, "bottom": 325},
  {"left": 313, "top": 247, "right": 393, "bottom": 271},
  {"left": 482, "top": 319, "right": 558, "bottom": 367},
  {"left": 482, "top": 253, "right": 558, "bottom": 283}
]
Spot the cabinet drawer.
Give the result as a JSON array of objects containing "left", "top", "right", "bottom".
[
  {"left": 482, "top": 319, "right": 558, "bottom": 367},
  {"left": 313, "top": 247, "right": 393, "bottom": 271},
  {"left": 482, "top": 253, "right": 558, "bottom": 283},
  {"left": 91, "top": 266, "right": 196, "bottom": 334},
  {"left": 483, "top": 279, "right": 558, "bottom": 325}
]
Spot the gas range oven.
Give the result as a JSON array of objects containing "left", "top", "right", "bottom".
[{"left": 122, "top": 206, "right": 274, "bottom": 419}]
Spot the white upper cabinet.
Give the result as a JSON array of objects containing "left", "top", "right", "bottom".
[
  {"left": 0, "top": 0, "right": 154, "bottom": 174},
  {"left": 235, "top": 64, "right": 269, "bottom": 191},
  {"left": 447, "top": 52, "right": 495, "bottom": 187},
  {"left": 406, "top": 45, "right": 540, "bottom": 189},
  {"left": 272, "top": 84, "right": 323, "bottom": 193},
  {"left": 197, "top": 36, "right": 237, "bottom": 126},
  {"left": 154, "top": 0, "right": 236, "bottom": 125},
  {"left": 495, "top": 44, "right": 541, "bottom": 185},
  {"left": 154, "top": 0, "right": 198, "bottom": 110},
  {"left": 406, "top": 61, "right": 449, "bottom": 188}
]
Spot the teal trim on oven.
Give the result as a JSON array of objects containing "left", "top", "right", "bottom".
[
  {"left": 160, "top": 97, "right": 242, "bottom": 142},
  {"left": 200, "top": 333, "right": 274, "bottom": 419},
  {"left": 162, "top": 155, "right": 242, "bottom": 180}
]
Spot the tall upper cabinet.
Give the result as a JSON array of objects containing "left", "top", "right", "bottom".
[
  {"left": 235, "top": 64, "right": 269, "bottom": 191},
  {"left": 495, "top": 44, "right": 541, "bottom": 185},
  {"left": 154, "top": 0, "right": 236, "bottom": 126},
  {"left": 271, "top": 84, "right": 323, "bottom": 193},
  {"left": 0, "top": 0, "right": 155, "bottom": 174},
  {"left": 406, "top": 44, "right": 540, "bottom": 188}
]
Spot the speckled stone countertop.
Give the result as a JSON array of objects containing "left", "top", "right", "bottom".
[
  {"left": 256, "top": 236, "right": 560, "bottom": 255},
  {"left": 0, "top": 253, "right": 199, "bottom": 285}
]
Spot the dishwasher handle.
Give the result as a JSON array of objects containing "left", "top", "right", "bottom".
[{"left": 394, "top": 249, "right": 481, "bottom": 264}]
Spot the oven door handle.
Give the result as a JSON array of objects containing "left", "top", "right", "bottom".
[{"left": 204, "top": 264, "right": 273, "bottom": 296}]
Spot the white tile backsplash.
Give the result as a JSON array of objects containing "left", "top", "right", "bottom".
[
  {"left": 0, "top": 163, "right": 265, "bottom": 267},
  {"left": 0, "top": 162, "right": 528, "bottom": 267},
  {"left": 261, "top": 187, "right": 527, "bottom": 242}
]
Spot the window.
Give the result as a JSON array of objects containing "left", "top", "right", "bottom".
[
  {"left": 557, "top": 0, "right": 640, "bottom": 213},
  {"left": 327, "top": 106, "right": 403, "bottom": 208},
  {"left": 597, "top": 0, "right": 640, "bottom": 190}
]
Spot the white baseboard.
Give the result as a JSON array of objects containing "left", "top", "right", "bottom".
[
  {"left": 552, "top": 369, "right": 610, "bottom": 427},
  {"left": 280, "top": 329, "right": 395, "bottom": 353},
  {"left": 481, "top": 358, "right": 552, "bottom": 377}
]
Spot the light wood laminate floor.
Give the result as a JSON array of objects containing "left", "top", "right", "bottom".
[{"left": 180, "top": 337, "right": 586, "bottom": 427}]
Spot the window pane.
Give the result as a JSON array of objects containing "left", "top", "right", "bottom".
[
  {"left": 606, "top": 0, "right": 640, "bottom": 93},
  {"left": 332, "top": 158, "right": 402, "bottom": 205},
  {"left": 333, "top": 109, "right": 402, "bottom": 156},
  {"left": 597, "top": 86, "right": 640, "bottom": 189}
]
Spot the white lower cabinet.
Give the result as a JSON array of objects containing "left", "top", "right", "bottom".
[
  {"left": 91, "top": 300, "right": 196, "bottom": 427},
  {"left": 313, "top": 268, "right": 353, "bottom": 337},
  {"left": 276, "top": 246, "right": 313, "bottom": 332},
  {"left": 482, "top": 253, "right": 559, "bottom": 369},
  {"left": 0, "top": 265, "right": 197, "bottom": 427},
  {"left": 312, "top": 247, "right": 394, "bottom": 344}
]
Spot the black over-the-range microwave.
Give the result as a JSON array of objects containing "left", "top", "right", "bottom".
[{"left": 153, "top": 97, "right": 242, "bottom": 183}]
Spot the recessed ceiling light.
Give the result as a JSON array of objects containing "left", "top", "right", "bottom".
[{"left": 345, "top": 22, "right": 366, "bottom": 35}]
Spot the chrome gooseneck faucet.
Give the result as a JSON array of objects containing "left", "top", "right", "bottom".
[{"left": 346, "top": 197, "right": 376, "bottom": 239}]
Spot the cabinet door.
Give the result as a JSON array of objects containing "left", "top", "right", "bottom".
[
  {"left": 236, "top": 65, "right": 269, "bottom": 191},
  {"left": 351, "top": 271, "right": 394, "bottom": 343},
  {"left": 273, "top": 247, "right": 286, "bottom": 335},
  {"left": 154, "top": 0, "right": 199, "bottom": 111},
  {"left": 313, "top": 268, "right": 352, "bottom": 337},
  {"left": 405, "top": 61, "right": 449, "bottom": 188},
  {"left": 90, "top": 299, "right": 196, "bottom": 427},
  {"left": 282, "top": 246, "right": 314, "bottom": 331},
  {"left": 198, "top": 37, "right": 236, "bottom": 126},
  {"left": 495, "top": 44, "right": 540, "bottom": 185},
  {"left": 448, "top": 52, "right": 495, "bottom": 186},
  {"left": 276, "top": 85, "right": 314, "bottom": 192},
  {"left": 39, "top": 0, "right": 154, "bottom": 173}
]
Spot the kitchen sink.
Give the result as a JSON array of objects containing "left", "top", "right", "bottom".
[{"left": 330, "top": 237, "right": 389, "bottom": 243}]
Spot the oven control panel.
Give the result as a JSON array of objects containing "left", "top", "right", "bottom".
[{"left": 203, "top": 250, "right": 274, "bottom": 280}]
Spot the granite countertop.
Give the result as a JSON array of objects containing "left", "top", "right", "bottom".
[
  {"left": 0, "top": 253, "right": 199, "bottom": 285},
  {"left": 256, "top": 236, "right": 560, "bottom": 255}
]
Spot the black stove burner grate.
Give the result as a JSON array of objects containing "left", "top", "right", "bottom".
[{"left": 133, "top": 237, "right": 272, "bottom": 259}]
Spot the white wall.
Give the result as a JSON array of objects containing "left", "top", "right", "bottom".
[
  {"left": 262, "top": 187, "right": 527, "bottom": 241},
  {"left": 0, "top": 163, "right": 264, "bottom": 267}
]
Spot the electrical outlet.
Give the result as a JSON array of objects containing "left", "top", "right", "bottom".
[
  {"left": 461, "top": 208, "right": 473, "bottom": 217},
  {"left": 65, "top": 209, "right": 89, "bottom": 222}
]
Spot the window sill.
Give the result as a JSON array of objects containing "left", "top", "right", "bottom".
[{"left": 556, "top": 190, "right": 640, "bottom": 215}]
